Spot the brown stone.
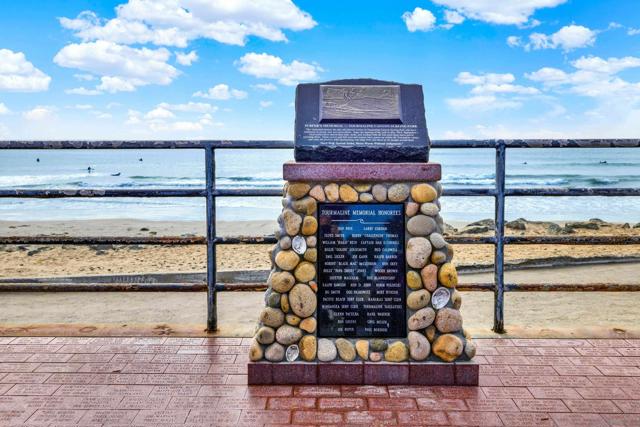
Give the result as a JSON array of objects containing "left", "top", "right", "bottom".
[
  {"left": 275, "top": 250, "right": 299, "bottom": 271},
  {"left": 431, "top": 250, "right": 447, "bottom": 264},
  {"left": 325, "top": 183, "right": 339, "bottom": 202},
  {"left": 289, "top": 283, "right": 317, "bottom": 318},
  {"left": 280, "top": 293, "right": 290, "bottom": 312},
  {"left": 435, "top": 308, "right": 463, "bottom": 333},
  {"left": 339, "top": 184, "right": 358, "bottom": 202},
  {"left": 407, "top": 289, "right": 431, "bottom": 310},
  {"left": 301, "top": 216, "right": 318, "bottom": 235},
  {"left": 306, "top": 235, "right": 317, "bottom": 247},
  {"left": 304, "top": 248, "right": 317, "bottom": 262},
  {"left": 464, "top": 339, "right": 477, "bottom": 359},
  {"left": 282, "top": 209, "right": 302, "bottom": 236},
  {"left": 286, "top": 314, "right": 301, "bottom": 326},
  {"left": 299, "top": 317, "right": 317, "bottom": 333},
  {"left": 405, "top": 202, "right": 419, "bottom": 217},
  {"left": 354, "top": 183, "right": 372, "bottom": 192},
  {"left": 294, "top": 261, "right": 316, "bottom": 282},
  {"left": 255, "top": 326, "right": 275, "bottom": 345},
  {"left": 260, "top": 307, "right": 284, "bottom": 328},
  {"left": 299, "top": 335, "right": 317, "bottom": 361},
  {"left": 287, "top": 183, "right": 310, "bottom": 199},
  {"left": 411, "top": 183, "right": 437, "bottom": 203},
  {"left": 269, "top": 271, "right": 295, "bottom": 293},
  {"left": 292, "top": 197, "right": 317, "bottom": 215},
  {"left": 420, "top": 264, "right": 437, "bottom": 292},
  {"left": 408, "top": 307, "right": 436, "bottom": 330},
  {"left": 433, "top": 334, "right": 463, "bottom": 362},
  {"left": 408, "top": 331, "right": 430, "bottom": 361},
  {"left": 425, "top": 325, "right": 436, "bottom": 342},
  {"left": 438, "top": 263, "right": 458, "bottom": 288},
  {"left": 336, "top": 338, "right": 357, "bottom": 362},
  {"left": 275, "top": 324, "right": 302, "bottom": 345},
  {"left": 384, "top": 341, "right": 409, "bottom": 362},
  {"left": 309, "top": 185, "right": 325, "bottom": 201},
  {"left": 356, "top": 340, "right": 369, "bottom": 360},
  {"left": 451, "top": 290, "right": 462, "bottom": 309},
  {"left": 369, "top": 352, "right": 382, "bottom": 362},
  {"left": 406, "top": 270, "right": 422, "bottom": 290},
  {"left": 249, "top": 339, "right": 263, "bottom": 361}
]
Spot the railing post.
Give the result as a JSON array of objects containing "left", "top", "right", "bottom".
[
  {"left": 205, "top": 145, "right": 217, "bottom": 331},
  {"left": 493, "top": 141, "right": 506, "bottom": 334}
]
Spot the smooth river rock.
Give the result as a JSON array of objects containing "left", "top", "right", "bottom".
[
  {"left": 280, "top": 294, "right": 290, "bottom": 312},
  {"left": 429, "top": 233, "right": 447, "bottom": 249},
  {"left": 407, "top": 289, "right": 431, "bottom": 310},
  {"left": 266, "top": 291, "right": 280, "bottom": 308},
  {"left": 372, "top": 184, "right": 387, "bottom": 202},
  {"left": 388, "top": 184, "right": 410, "bottom": 202},
  {"left": 291, "top": 197, "right": 317, "bottom": 215},
  {"left": 268, "top": 271, "right": 295, "bottom": 293},
  {"left": 420, "top": 264, "right": 438, "bottom": 291},
  {"left": 339, "top": 184, "right": 359, "bottom": 202},
  {"left": 318, "top": 338, "right": 337, "bottom": 362},
  {"left": 405, "top": 202, "right": 419, "bottom": 217},
  {"left": 294, "top": 261, "right": 316, "bottom": 283},
  {"left": 282, "top": 209, "right": 302, "bottom": 236},
  {"left": 279, "top": 236, "right": 292, "bottom": 250},
  {"left": 408, "top": 331, "right": 431, "bottom": 361},
  {"left": 255, "top": 326, "right": 275, "bottom": 345},
  {"left": 370, "top": 339, "right": 388, "bottom": 352},
  {"left": 275, "top": 250, "right": 300, "bottom": 271},
  {"left": 359, "top": 192, "right": 373, "bottom": 202},
  {"left": 406, "top": 270, "right": 422, "bottom": 290},
  {"left": 276, "top": 324, "right": 303, "bottom": 345},
  {"left": 299, "top": 317, "right": 317, "bottom": 333},
  {"left": 451, "top": 290, "right": 462, "bottom": 309},
  {"left": 285, "top": 314, "right": 301, "bottom": 326},
  {"left": 259, "top": 307, "right": 285, "bottom": 328},
  {"left": 289, "top": 283, "right": 317, "bottom": 318},
  {"left": 301, "top": 216, "right": 318, "bottom": 235},
  {"left": 356, "top": 340, "right": 369, "bottom": 360},
  {"left": 464, "top": 339, "right": 477, "bottom": 359},
  {"left": 406, "top": 237, "right": 432, "bottom": 269},
  {"left": 299, "top": 335, "right": 317, "bottom": 361},
  {"left": 438, "top": 263, "right": 458, "bottom": 288},
  {"left": 384, "top": 341, "right": 409, "bottom": 362},
  {"left": 304, "top": 248, "right": 317, "bottom": 262},
  {"left": 411, "top": 183, "right": 437, "bottom": 203},
  {"left": 324, "top": 183, "right": 339, "bottom": 202},
  {"left": 408, "top": 307, "right": 436, "bottom": 330},
  {"left": 309, "top": 185, "right": 325, "bottom": 201},
  {"left": 435, "top": 308, "right": 463, "bottom": 333},
  {"left": 249, "top": 339, "right": 263, "bottom": 361},
  {"left": 265, "top": 342, "right": 285, "bottom": 362},
  {"left": 420, "top": 202, "right": 439, "bottom": 216},
  {"left": 336, "top": 338, "right": 356, "bottom": 362},
  {"left": 407, "top": 215, "right": 437, "bottom": 236},
  {"left": 433, "top": 334, "right": 463, "bottom": 362},
  {"left": 287, "top": 183, "right": 310, "bottom": 199}
]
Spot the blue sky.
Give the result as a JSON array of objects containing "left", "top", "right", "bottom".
[{"left": 0, "top": 0, "right": 639, "bottom": 140}]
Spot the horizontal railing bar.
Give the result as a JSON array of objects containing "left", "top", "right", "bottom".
[
  {"left": 506, "top": 188, "right": 640, "bottom": 196},
  {"left": 0, "top": 189, "right": 206, "bottom": 198},
  {"left": 2, "top": 235, "right": 638, "bottom": 246},
  {"left": 4, "top": 187, "right": 638, "bottom": 199},
  {"left": 1, "top": 282, "right": 638, "bottom": 292},
  {"left": 2, "top": 139, "right": 639, "bottom": 150}
]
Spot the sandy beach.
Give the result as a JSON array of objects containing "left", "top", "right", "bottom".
[
  {"left": 1, "top": 218, "right": 639, "bottom": 337},
  {"left": 1, "top": 218, "right": 639, "bottom": 278}
]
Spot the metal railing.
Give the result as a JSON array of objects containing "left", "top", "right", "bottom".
[{"left": 1, "top": 139, "right": 639, "bottom": 333}]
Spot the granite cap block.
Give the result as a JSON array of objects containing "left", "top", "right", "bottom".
[{"left": 283, "top": 162, "right": 441, "bottom": 182}]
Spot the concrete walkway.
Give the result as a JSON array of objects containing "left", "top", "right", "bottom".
[{"left": 1, "top": 337, "right": 639, "bottom": 425}]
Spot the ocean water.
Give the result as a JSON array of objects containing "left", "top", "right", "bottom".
[{"left": 0, "top": 148, "right": 639, "bottom": 223}]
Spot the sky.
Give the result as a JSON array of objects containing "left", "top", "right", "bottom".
[{"left": 0, "top": 0, "right": 639, "bottom": 141}]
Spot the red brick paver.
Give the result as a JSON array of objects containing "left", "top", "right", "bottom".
[{"left": 0, "top": 337, "right": 639, "bottom": 425}]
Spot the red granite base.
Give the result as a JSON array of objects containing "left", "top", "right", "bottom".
[
  {"left": 248, "top": 361, "right": 478, "bottom": 385},
  {"left": 283, "top": 161, "right": 441, "bottom": 182}
]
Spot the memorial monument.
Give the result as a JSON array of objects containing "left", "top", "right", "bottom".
[{"left": 248, "top": 79, "right": 478, "bottom": 385}]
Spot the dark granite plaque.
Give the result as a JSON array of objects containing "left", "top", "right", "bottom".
[
  {"left": 295, "top": 79, "right": 430, "bottom": 162},
  {"left": 317, "top": 203, "right": 406, "bottom": 338}
]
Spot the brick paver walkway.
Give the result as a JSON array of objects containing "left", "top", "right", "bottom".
[{"left": 0, "top": 337, "right": 639, "bottom": 426}]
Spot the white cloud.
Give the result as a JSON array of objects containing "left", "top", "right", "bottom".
[
  {"left": 74, "top": 73, "right": 95, "bottom": 81},
  {"left": 252, "top": 83, "right": 277, "bottom": 91},
  {"left": 442, "top": 130, "right": 469, "bottom": 139},
  {"left": 236, "top": 52, "right": 321, "bottom": 86},
  {"left": 193, "top": 83, "right": 248, "bottom": 100},
  {"left": 430, "top": 0, "right": 567, "bottom": 25},
  {"left": 447, "top": 95, "right": 522, "bottom": 112},
  {"left": 521, "top": 25, "right": 597, "bottom": 51},
  {"left": 144, "top": 106, "right": 175, "bottom": 120},
  {"left": 54, "top": 40, "right": 180, "bottom": 93},
  {"left": 23, "top": 106, "right": 55, "bottom": 121},
  {"left": 59, "top": 0, "right": 316, "bottom": 47},
  {"left": 0, "top": 103, "right": 10, "bottom": 115},
  {"left": 175, "top": 50, "right": 198, "bottom": 66},
  {"left": 444, "top": 9, "right": 465, "bottom": 25},
  {"left": 629, "top": 28, "right": 640, "bottom": 36},
  {"left": 0, "top": 49, "right": 51, "bottom": 92},
  {"left": 507, "top": 36, "right": 521, "bottom": 47},
  {"left": 158, "top": 101, "right": 216, "bottom": 113},
  {"left": 65, "top": 87, "right": 103, "bottom": 96},
  {"left": 71, "top": 104, "right": 94, "bottom": 110},
  {"left": 448, "top": 71, "right": 538, "bottom": 112},
  {"left": 526, "top": 55, "right": 640, "bottom": 99},
  {"left": 260, "top": 100, "right": 273, "bottom": 108},
  {"left": 402, "top": 7, "right": 436, "bottom": 32}
]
